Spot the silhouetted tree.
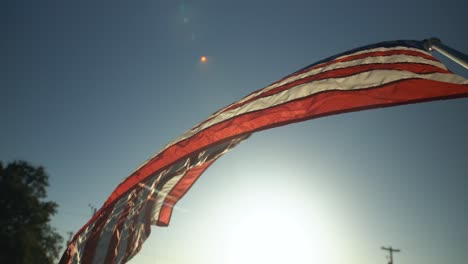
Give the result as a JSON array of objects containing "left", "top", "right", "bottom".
[{"left": 0, "top": 161, "right": 63, "bottom": 264}]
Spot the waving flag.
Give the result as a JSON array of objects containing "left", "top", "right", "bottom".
[{"left": 60, "top": 40, "right": 468, "bottom": 264}]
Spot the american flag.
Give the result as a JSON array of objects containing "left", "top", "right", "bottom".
[{"left": 60, "top": 40, "right": 468, "bottom": 264}]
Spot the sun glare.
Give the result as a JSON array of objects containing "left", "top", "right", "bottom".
[{"left": 220, "top": 189, "right": 338, "bottom": 264}]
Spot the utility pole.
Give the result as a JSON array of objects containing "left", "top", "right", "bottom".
[
  {"left": 381, "top": 246, "right": 401, "bottom": 264},
  {"left": 88, "top": 203, "right": 97, "bottom": 216},
  {"left": 66, "top": 231, "right": 74, "bottom": 245}
]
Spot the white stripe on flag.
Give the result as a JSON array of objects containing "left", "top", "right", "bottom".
[{"left": 332, "top": 46, "right": 435, "bottom": 63}]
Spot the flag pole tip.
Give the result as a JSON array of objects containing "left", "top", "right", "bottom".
[{"left": 423, "top": 37, "right": 442, "bottom": 51}]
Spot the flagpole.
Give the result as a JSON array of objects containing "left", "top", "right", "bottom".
[{"left": 424, "top": 38, "right": 468, "bottom": 69}]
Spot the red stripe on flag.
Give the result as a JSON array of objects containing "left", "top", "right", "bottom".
[
  {"left": 99, "top": 60, "right": 447, "bottom": 216},
  {"left": 270, "top": 49, "right": 440, "bottom": 88},
  {"left": 234, "top": 49, "right": 439, "bottom": 106},
  {"left": 101, "top": 80, "right": 468, "bottom": 227},
  {"left": 216, "top": 63, "right": 449, "bottom": 115},
  {"left": 157, "top": 158, "right": 218, "bottom": 226},
  {"left": 104, "top": 189, "right": 141, "bottom": 264},
  {"left": 196, "top": 80, "right": 468, "bottom": 138},
  {"left": 130, "top": 195, "right": 155, "bottom": 255},
  {"left": 120, "top": 210, "right": 140, "bottom": 263},
  {"left": 60, "top": 241, "right": 76, "bottom": 264},
  {"left": 192, "top": 59, "right": 447, "bottom": 132},
  {"left": 120, "top": 214, "right": 138, "bottom": 262},
  {"left": 154, "top": 80, "right": 468, "bottom": 226},
  {"left": 79, "top": 204, "right": 116, "bottom": 264},
  {"left": 120, "top": 185, "right": 151, "bottom": 263}
]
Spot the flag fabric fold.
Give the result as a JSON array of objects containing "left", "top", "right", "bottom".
[{"left": 60, "top": 40, "right": 468, "bottom": 264}]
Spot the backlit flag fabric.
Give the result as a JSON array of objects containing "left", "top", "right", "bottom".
[{"left": 60, "top": 40, "right": 468, "bottom": 264}]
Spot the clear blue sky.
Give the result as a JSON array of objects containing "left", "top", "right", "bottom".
[{"left": 2, "top": 1, "right": 467, "bottom": 263}]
